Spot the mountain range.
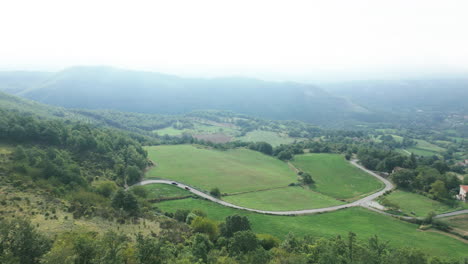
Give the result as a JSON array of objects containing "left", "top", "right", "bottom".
[{"left": 0, "top": 66, "right": 466, "bottom": 127}]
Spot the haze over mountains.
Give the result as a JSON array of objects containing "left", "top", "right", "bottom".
[{"left": 0, "top": 66, "right": 466, "bottom": 127}]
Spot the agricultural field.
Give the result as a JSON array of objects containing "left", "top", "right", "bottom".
[
  {"left": 223, "top": 186, "right": 344, "bottom": 211},
  {"left": 145, "top": 145, "right": 381, "bottom": 211},
  {"left": 291, "top": 154, "right": 384, "bottom": 200},
  {"left": 440, "top": 214, "right": 468, "bottom": 233},
  {"left": 403, "top": 139, "right": 447, "bottom": 157},
  {"left": 153, "top": 122, "right": 238, "bottom": 137},
  {"left": 380, "top": 190, "right": 468, "bottom": 217},
  {"left": 155, "top": 197, "right": 468, "bottom": 258},
  {"left": 141, "top": 184, "right": 191, "bottom": 200},
  {"left": 145, "top": 145, "right": 297, "bottom": 193},
  {"left": 236, "top": 130, "right": 297, "bottom": 147}
]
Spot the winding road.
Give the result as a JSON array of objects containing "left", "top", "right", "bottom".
[{"left": 135, "top": 159, "right": 467, "bottom": 218}]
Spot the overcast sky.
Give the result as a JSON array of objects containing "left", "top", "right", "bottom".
[{"left": 1, "top": 0, "right": 467, "bottom": 82}]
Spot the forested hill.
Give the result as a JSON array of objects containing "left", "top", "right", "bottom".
[
  {"left": 321, "top": 79, "right": 468, "bottom": 113},
  {"left": 0, "top": 66, "right": 369, "bottom": 125}
]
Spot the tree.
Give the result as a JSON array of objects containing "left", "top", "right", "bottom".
[
  {"left": 192, "top": 234, "right": 212, "bottom": 263},
  {"left": 300, "top": 172, "right": 314, "bottom": 185},
  {"left": 0, "top": 219, "right": 52, "bottom": 264},
  {"left": 210, "top": 187, "right": 221, "bottom": 198},
  {"left": 256, "top": 142, "right": 273, "bottom": 155},
  {"left": 391, "top": 169, "right": 416, "bottom": 189},
  {"left": 95, "top": 181, "right": 118, "bottom": 198},
  {"left": 98, "top": 231, "right": 130, "bottom": 264},
  {"left": 191, "top": 217, "right": 219, "bottom": 241},
  {"left": 125, "top": 165, "right": 141, "bottom": 185},
  {"left": 136, "top": 234, "right": 172, "bottom": 264},
  {"left": 174, "top": 209, "right": 190, "bottom": 222},
  {"left": 229, "top": 231, "right": 259, "bottom": 256},
  {"left": 257, "top": 234, "right": 280, "bottom": 250},
  {"left": 429, "top": 180, "right": 448, "bottom": 200},
  {"left": 111, "top": 189, "right": 140, "bottom": 216},
  {"left": 73, "top": 233, "right": 98, "bottom": 264},
  {"left": 277, "top": 150, "right": 292, "bottom": 161},
  {"left": 221, "top": 215, "right": 251, "bottom": 237}
]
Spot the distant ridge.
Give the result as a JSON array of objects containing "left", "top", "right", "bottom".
[{"left": 0, "top": 66, "right": 368, "bottom": 125}]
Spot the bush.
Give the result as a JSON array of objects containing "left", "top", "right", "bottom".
[{"left": 210, "top": 187, "right": 221, "bottom": 198}]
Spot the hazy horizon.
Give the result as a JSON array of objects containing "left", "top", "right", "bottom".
[{"left": 1, "top": 0, "right": 468, "bottom": 82}]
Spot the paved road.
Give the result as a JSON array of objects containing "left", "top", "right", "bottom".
[
  {"left": 435, "top": 210, "right": 468, "bottom": 218},
  {"left": 135, "top": 159, "right": 395, "bottom": 216}
]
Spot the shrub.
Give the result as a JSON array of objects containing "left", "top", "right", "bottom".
[{"left": 210, "top": 187, "right": 221, "bottom": 198}]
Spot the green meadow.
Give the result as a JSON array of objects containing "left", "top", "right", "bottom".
[
  {"left": 382, "top": 190, "right": 468, "bottom": 217},
  {"left": 223, "top": 186, "right": 344, "bottom": 211},
  {"left": 236, "top": 130, "right": 297, "bottom": 147},
  {"left": 292, "top": 154, "right": 384, "bottom": 200},
  {"left": 155, "top": 198, "right": 468, "bottom": 258},
  {"left": 145, "top": 145, "right": 297, "bottom": 193}
]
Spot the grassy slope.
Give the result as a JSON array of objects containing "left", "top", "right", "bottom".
[
  {"left": 440, "top": 214, "right": 468, "bottom": 231},
  {"left": 156, "top": 198, "right": 468, "bottom": 258},
  {"left": 292, "top": 154, "right": 384, "bottom": 200},
  {"left": 154, "top": 123, "right": 237, "bottom": 137},
  {"left": 383, "top": 190, "right": 468, "bottom": 217},
  {"left": 236, "top": 130, "right": 296, "bottom": 147},
  {"left": 223, "top": 186, "right": 344, "bottom": 211},
  {"left": 145, "top": 145, "right": 297, "bottom": 193},
  {"left": 141, "top": 184, "right": 191, "bottom": 200}
]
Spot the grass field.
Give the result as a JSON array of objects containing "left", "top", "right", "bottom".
[
  {"left": 153, "top": 126, "right": 187, "bottom": 136},
  {"left": 403, "top": 139, "right": 447, "bottom": 157},
  {"left": 236, "top": 130, "right": 296, "bottom": 147},
  {"left": 223, "top": 186, "right": 344, "bottom": 211},
  {"left": 381, "top": 190, "right": 467, "bottom": 217},
  {"left": 440, "top": 214, "right": 468, "bottom": 231},
  {"left": 291, "top": 154, "right": 384, "bottom": 200},
  {"left": 145, "top": 145, "right": 297, "bottom": 193},
  {"left": 155, "top": 198, "right": 468, "bottom": 258},
  {"left": 141, "top": 184, "right": 191, "bottom": 200},
  {"left": 154, "top": 123, "right": 237, "bottom": 137}
]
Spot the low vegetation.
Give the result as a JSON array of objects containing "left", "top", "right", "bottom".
[
  {"left": 292, "top": 154, "right": 384, "bottom": 200},
  {"left": 156, "top": 198, "right": 468, "bottom": 258}
]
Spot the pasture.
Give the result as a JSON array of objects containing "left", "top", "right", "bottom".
[
  {"left": 236, "top": 130, "right": 297, "bottom": 146},
  {"left": 380, "top": 190, "right": 466, "bottom": 217},
  {"left": 440, "top": 214, "right": 468, "bottom": 232},
  {"left": 145, "top": 145, "right": 297, "bottom": 193},
  {"left": 155, "top": 198, "right": 468, "bottom": 258},
  {"left": 141, "top": 184, "right": 191, "bottom": 200},
  {"left": 223, "top": 186, "right": 344, "bottom": 211},
  {"left": 291, "top": 154, "right": 384, "bottom": 200}
]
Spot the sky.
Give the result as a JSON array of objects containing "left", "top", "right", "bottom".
[{"left": 1, "top": 0, "right": 467, "bottom": 82}]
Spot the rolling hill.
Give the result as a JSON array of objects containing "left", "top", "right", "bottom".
[{"left": 0, "top": 66, "right": 369, "bottom": 125}]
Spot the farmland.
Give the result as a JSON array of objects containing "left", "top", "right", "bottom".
[
  {"left": 223, "top": 186, "right": 344, "bottom": 211},
  {"left": 155, "top": 197, "right": 468, "bottom": 258},
  {"left": 236, "top": 130, "right": 297, "bottom": 147},
  {"left": 145, "top": 145, "right": 298, "bottom": 193},
  {"left": 145, "top": 145, "right": 385, "bottom": 211},
  {"left": 141, "top": 184, "right": 191, "bottom": 200},
  {"left": 292, "top": 154, "right": 384, "bottom": 200},
  {"left": 380, "top": 190, "right": 468, "bottom": 217}
]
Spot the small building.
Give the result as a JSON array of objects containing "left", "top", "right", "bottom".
[{"left": 457, "top": 185, "right": 468, "bottom": 201}]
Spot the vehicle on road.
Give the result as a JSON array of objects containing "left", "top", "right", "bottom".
[
  {"left": 171, "top": 182, "right": 178, "bottom": 185},
  {"left": 185, "top": 187, "right": 190, "bottom": 191}
]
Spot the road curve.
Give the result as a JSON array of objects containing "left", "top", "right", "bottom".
[{"left": 134, "top": 159, "right": 395, "bottom": 216}]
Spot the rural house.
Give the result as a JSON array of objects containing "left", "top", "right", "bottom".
[{"left": 457, "top": 185, "right": 468, "bottom": 201}]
